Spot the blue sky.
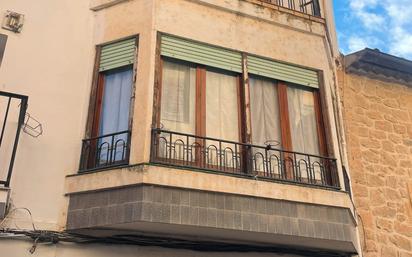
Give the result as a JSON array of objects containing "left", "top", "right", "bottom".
[{"left": 333, "top": 0, "right": 412, "bottom": 60}]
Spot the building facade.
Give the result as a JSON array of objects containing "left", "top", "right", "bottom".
[
  {"left": 0, "top": 0, "right": 360, "bottom": 256},
  {"left": 340, "top": 49, "right": 412, "bottom": 257}
]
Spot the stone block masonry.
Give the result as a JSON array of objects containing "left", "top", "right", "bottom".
[{"left": 341, "top": 73, "right": 412, "bottom": 257}]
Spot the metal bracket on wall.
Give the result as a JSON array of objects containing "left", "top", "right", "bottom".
[
  {"left": 22, "top": 112, "right": 43, "bottom": 138},
  {"left": 2, "top": 11, "right": 24, "bottom": 33}
]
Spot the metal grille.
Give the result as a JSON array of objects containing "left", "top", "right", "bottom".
[
  {"left": 151, "top": 128, "right": 340, "bottom": 189},
  {"left": 79, "top": 130, "right": 131, "bottom": 172},
  {"left": 260, "top": 0, "right": 321, "bottom": 17},
  {"left": 0, "top": 91, "right": 28, "bottom": 187}
]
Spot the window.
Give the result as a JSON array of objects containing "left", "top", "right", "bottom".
[
  {"left": 160, "top": 61, "right": 240, "bottom": 139},
  {"left": 249, "top": 78, "right": 327, "bottom": 180},
  {"left": 158, "top": 59, "right": 242, "bottom": 168},
  {"left": 81, "top": 37, "right": 137, "bottom": 171},
  {"left": 160, "top": 60, "right": 196, "bottom": 134},
  {"left": 249, "top": 77, "right": 281, "bottom": 147},
  {"left": 205, "top": 69, "right": 240, "bottom": 142},
  {"left": 287, "top": 85, "right": 321, "bottom": 155},
  {"left": 93, "top": 67, "right": 133, "bottom": 165},
  {"left": 153, "top": 35, "right": 336, "bottom": 187}
]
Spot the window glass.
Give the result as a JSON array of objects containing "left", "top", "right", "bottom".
[
  {"left": 249, "top": 77, "right": 282, "bottom": 176},
  {"left": 160, "top": 61, "right": 196, "bottom": 134},
  {"left": 99, "top": 68, "right": 133, "bottom": 135},
  {"left": 205, "top": 69, "right": 239, "bottom": 141},
  {"left": 287, "top": 85, "right": 319, "bottom": 155},
  {"left": 249, "top": 77, "right": 282, "bottom": 146},
  {"left": 0, "top": 34, "right": 7, "bottom": 67},
  {"left": 205, "top": 69, "right": 239, "bottom": 168},
  {"left": 98, "top": 68, "right": 133, "bottom": 164}
]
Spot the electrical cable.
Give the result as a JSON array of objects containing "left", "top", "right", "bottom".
[
  {"left": 0, "top": 207, "right": 36, "bottom": 231},
  {"left": 0, "top": 228, "right": 354, "bottom": 257}
]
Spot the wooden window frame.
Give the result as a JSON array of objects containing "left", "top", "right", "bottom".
[
  {"left": 156, "top": 58, "right": 244, "bottom": 142},
  {"left": 279, "top": 82, "right": 327, "bottom": 155},
  {"left": 82, "top": 36, "right": 138, "bottom": 170},
  {"left": 155, "top": 58, "right": 244, "bottom": 170},
  {"left": 85, "top": 36, "right": 139, "bottom": 139},
  {"left": 152, "top": 44, "right": 330, "bottom": 177},
  {"left": 154, "top": 58, "right": 328, "bottom": 155},
  {"left": 244, "top": 77, "right": 328, "bottom": 179}
]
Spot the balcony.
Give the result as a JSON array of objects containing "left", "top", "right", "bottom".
[
  {"left": 67, "top": 130, "right": 357, "bottom": 255},
  {"left": 79, "top": 130, "right": 131, "bottom": 172},
  {"left": 253, "top": 0, "right": 321, "bottom": 17},
  {"left": 150, "top": 128, "right": 340, "bottom": 190}
]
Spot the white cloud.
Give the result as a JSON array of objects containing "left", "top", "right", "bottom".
[
  {"left": 348, "top": 0, "right": 384, "bottom": 30},
  {"left": 356, "top": 11, "right": 384, "bottom": 29},
  {"left": 383, "top": 0, "right": 412, "bottom": 25},
  {"left": 349, "top": 0, "right": 378, "bottom": 11},
  {"left": 342, "top": 0, "right": 412, "bottom": 59},
  {"left": 389, "top": 27, "right": 412, "bottom": 57},
  {"left": 348, "top": 36, "right": 368, "bottom": 52}
]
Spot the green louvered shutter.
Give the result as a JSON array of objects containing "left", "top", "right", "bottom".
[
  {"left": 99, "top": 38, "right": 136, "bottom": 72},
  {"left": 247, "top": 55, "right": 319, "bottom": 88},
  {"left": 161, "top": 35, "right": 242, "bottom": 73}
]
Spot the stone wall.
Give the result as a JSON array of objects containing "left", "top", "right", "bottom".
[{"left": 341, "top": 72, "right": 412, "bottom": 257}]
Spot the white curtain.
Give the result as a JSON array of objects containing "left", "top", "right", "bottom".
[
  {"left": 205, "top": 70, "right": 239, "bottom": 168},
  {"left": 99, "top": 68, "right": 133, "bottom": 163},
  {"left": 249, "top": 77, "right": 282, "bottom": 175},
  {"left": 249, "top": 78, "right": 282, "bottom": 146},
  {"left": 160, "top": 61, "right": 196, "bottom": 134},
  {"left": 287, "top": 86, "right": 320, "bottom": 181},
  {"left": 206, "top": 70, "right": 239, "bottom": 141},
  {"left": 159, "top": 61, "right": 196, "bottom": 161},
  {"left": 287, "top": 86, "right": 319, "bottom": 155}
]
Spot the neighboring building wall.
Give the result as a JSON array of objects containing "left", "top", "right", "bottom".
[{"left": 341, "top": 71, "right": 412, "bottom": 257}]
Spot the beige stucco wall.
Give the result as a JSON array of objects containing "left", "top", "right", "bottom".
[
  {"left": 0, "top": 0, "right": 351, "bottom": 255},
  {"left": 341, "top": 72, "right": 412, "bottom": 257},
  {"left": 0, "top": 0, "right": 95, "bottom": 230}
]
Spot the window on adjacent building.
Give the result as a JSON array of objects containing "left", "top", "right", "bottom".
[{"left": 0, "top": 34, "right": 7, "bottom": 68}]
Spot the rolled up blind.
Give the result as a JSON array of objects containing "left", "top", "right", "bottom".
[
  {"left": 99, "top": 38, "right": 136, "bottom": 72},
  {"left": 247, "top": 55, "right": 319, "bottom": 88},
  {"left": 161, "top": 35, "right": 242, "bottom": 73}
]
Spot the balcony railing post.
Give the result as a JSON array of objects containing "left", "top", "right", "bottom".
[
  {"left": 312, "top": 0, "right": 321, "bottom": 17},
  {"left": 4, "top": 96, "right": 28, "bottom": 187}
]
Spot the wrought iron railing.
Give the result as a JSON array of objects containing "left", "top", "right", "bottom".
[
  {"left": 151, "top": 128, "right": 340, "bottom": 189},
  {"left": 0, "top": 91, "right": 28, "bottom": 187},
  {"left": 342, "top": 166, "right": 352, "bottom": 198},
  {"left": 79, "top": 130, "right": 131, "bottom": 171},
  {"left": 260, "top": 0, "right": 321, "bottom": 17}
]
